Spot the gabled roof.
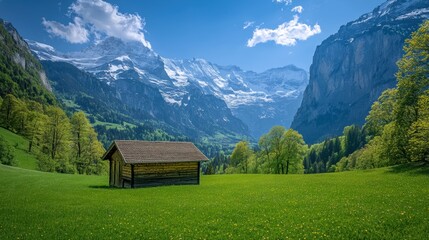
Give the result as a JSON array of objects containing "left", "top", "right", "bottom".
[{"left": 102, "top": 140, "right": 209, "bottom": 164}]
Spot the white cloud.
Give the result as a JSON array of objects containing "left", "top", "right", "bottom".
[
  {"left": 291, "top": 6, "right": 303, "bottom": 13},
  {"left": 274, "top": 0, "right": 293, "bottom": 5},
  {"left": 42, "top": 17, "right": 89, "bottom": 44},
  {"left": 247, "top": 15, "right": 321, "bottom": 47},
  {"left": 42, "top": 0, "right": 151, "bottom": 48},
  {"left": 243, "top": 21, "right": 255, "bottom": 30}
]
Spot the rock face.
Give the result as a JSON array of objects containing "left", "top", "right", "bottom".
[
  {"left": 0, "top": 19, "right": 55, "bottom": 104},
  {"left": 291, "top": 0, "right": 429, "bottom": 144}
]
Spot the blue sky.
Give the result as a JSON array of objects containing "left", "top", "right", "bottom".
[{"left": 0, "top": 0, "right": 385, "bottom": 72}]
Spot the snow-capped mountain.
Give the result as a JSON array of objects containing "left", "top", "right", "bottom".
[
  {"left": 162, "top": 59, "right": 308, "bottom": 137},
  {"left": 163, "top": 58, "right": 307, "bottom": 108},
  {"left": 29, "top": 37, "right": 308, "bottom": 138}
]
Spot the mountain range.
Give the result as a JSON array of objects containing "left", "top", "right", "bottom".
[{"left": 29, "top": 37, "right": 308, "bottom": 140}]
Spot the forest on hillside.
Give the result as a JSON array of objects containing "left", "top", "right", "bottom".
[{"left": 0, "top": 94, "right": 106, "bottom": 174}]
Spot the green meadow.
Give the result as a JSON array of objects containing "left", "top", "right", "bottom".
[
  {"left": 0, "top": 127, "right": 37, "bottom": 170},
  {"left": 0, "top": 163, "right": 428, "bottom": 239},
  {"left": 0, "top": 127, "right": 428, "bottom": 239}
]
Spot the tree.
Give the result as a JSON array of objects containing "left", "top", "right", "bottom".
[
  {"left": 0, "top": 94, "right": 19, "bottom": 130},
  {"left": 247, "top": 154, "right": 260, "bottom": 173},
  {"left": 71, "top": 111, "right": 106, "bottom": 175},
  {"left": 343, "top": 125, "right": 365, "bottom": 157},
  {"left": 83, "top": 126, "right": 106, "bottom": 175},
  {"left": 40, "top": 106, "right": 73, "bottom": 173},
  {"left": 26, "top": 111, "right": 48, "bottom": 153},
  {"left": 230, "top": 141, "right": 253, "bottom": 173},
  {"left": 25, "top": 100, "right": 46, "bottom": 151},
  {"left": 393, "top": 20, "right": 429, "bottom": 162},
  {"left": 407, "top": 93, "right": 429, "bottom": 162},
  {"left": 365, "top": 89, "right": 397, "bottom": 137},
  {"left": 71, "top": 111, "right": 88, "bottom": 159},
  {"left": 0, "top": 136, "right": 15, "bottom": 166},
  {"left": 282, "top": 129, "right": 307, "bottom": 174},
  {"left": 11, "top": 100, "right": 28, "bottom": 134},
  {"left": 256, "top": 126, "right": 306, "bottom": 174},
  {"left": 266, "top": 126, "right": 287, "bottom": 174},
  {"left": 258, "top": 133, "right": 271, "bottom": 171}
]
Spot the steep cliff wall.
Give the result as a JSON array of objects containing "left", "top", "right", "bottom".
[{"left": 292, "top": 0, "right": 429, "bottom": 143}]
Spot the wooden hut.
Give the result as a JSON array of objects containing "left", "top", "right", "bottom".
[{"left": 102, "top": 140, "right": 208, "bottom": 188}]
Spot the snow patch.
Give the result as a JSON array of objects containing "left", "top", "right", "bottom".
[
  {"left": 115, "top": 55, "right": 131, "bottom": 62},
  {"left": 133, "top": 67, "right": 146, "bottom": 77},
  {"left": 352, "top": 14, "right": 374, "bottom": 25},
  {"left": 33, "top": 41, "right": 55, "bottom": 52},
  {"left": 161, "top": 92, "right": 182, "bottom": 106},
  {"left": 109, "top": 63, "right": 129, "bottom": 72},
  {"left": 396, "top": 8, "right": 429, "bottom": 20}
]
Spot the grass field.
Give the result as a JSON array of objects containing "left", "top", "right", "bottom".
[
  {"left": 0, "top": 127, "right": 37, "bottom": 170},
  {"left": 0, "top": 163, "right": 428, "bottom": 239}
]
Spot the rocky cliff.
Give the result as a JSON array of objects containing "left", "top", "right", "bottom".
[
  {"left": 0, "top": 18, "right": 55, "bottom": 104},
  {"left": 291, "top": 0, "right": 429, "bottom": 144}
]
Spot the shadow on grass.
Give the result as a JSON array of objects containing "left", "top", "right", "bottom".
[
  {"left": 385, "top": 161, "right": 429, "bottom": 175},
  {"left": 88, "top": 185, "right": 113, "bottom": 189},
  {"left": 88, "top": 185, "right": 136, "bottom": 190}
]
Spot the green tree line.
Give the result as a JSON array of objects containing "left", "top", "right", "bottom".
[
  {"left": 224, "top": 126, "right": 307, "bottom": 174},
  {"left": 305, "top": 125, "right": 366, "bottom": 173},
  {"left": 0, "top": 94, "right": 106, "bottom": 174}
]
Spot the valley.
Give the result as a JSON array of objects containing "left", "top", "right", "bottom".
[{"left": 0, "top": 0, "right": 429, "bottom": 239}]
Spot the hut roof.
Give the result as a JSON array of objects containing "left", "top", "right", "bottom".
[{"left": 102, "top": 140, "right": 209, "bottom": 164}]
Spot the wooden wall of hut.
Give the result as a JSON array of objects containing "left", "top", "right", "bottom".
[{"left": 133, "top": 162, "right": 199, "bottom": 187}]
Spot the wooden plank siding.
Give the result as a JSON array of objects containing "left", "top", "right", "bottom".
[
  {"left": 133, "top": 162, "right": 199, "bottom": 187},
  {"left": 122, "top": 164, "right": 132, "bottom": 180}
]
